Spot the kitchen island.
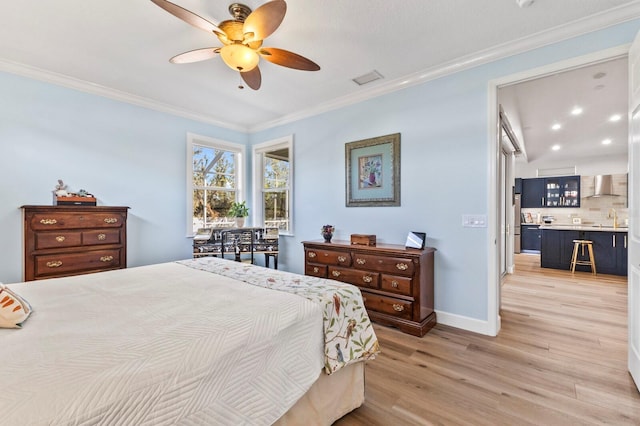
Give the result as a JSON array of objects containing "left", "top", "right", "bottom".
[{"left": 538, "top": 224, "right": 628, "bottom": 276}]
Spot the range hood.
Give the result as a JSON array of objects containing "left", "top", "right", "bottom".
[{"left": 588, "top": 175, "right": 620, "bottom": 197}]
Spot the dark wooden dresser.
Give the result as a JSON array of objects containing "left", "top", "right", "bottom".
[
  {"left": 22, "top": 205, "right": 128, "bottom": 281},
  {"left": 302, "top": 240, "right": 436, "bottom": 337}
]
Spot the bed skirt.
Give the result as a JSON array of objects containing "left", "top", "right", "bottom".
[{"left": 275, "top": 362, "right": 365, "bottom": 425}]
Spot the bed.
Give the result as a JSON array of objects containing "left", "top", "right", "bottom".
[{"left": 0, "top": 257, "right": 379, "bottom": 425}]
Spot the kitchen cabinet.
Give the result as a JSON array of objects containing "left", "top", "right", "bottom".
[
  {"left": 521, "top": 178, "right": 545, "bottom": 208},
  {"left": 520, "top": 175, "right": 581, "bottom": 208},
  {"left": 541, "top": 229, "right": 579, "bottom": 269},
  {"left": 544, "top": 175, "right": 580, "bottom": 207},
  {"left": 541, "top": 229, "right": 628, "bottom": 276},
  {"left": 521, "top": 225, "right": 542, "bottom": 252},
  {"left": 515, "top": 178, "right": 522, "bottom": 194}
]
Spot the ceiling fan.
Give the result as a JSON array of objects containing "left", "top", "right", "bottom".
[{"left": 150, "top": 0, "right": 320, "bottom": 90}]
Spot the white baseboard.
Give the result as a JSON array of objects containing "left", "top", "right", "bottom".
[{"left": 436, "top": 310, "right": 500, "bottom": 336}]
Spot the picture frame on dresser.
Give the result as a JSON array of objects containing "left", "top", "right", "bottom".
[{"left": 345, "top": 133, "right": 401, "bottom": 207}]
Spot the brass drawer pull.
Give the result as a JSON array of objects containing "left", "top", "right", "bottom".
[
  {"left": 362, "top": 275, "right": 373, "bottom": 283},
  {"left": 392, "top": 304, "right": 405, "bottom": 312},
  {"left": 313, "top": 267, "right": 319, "bottom": 273},
  {"left": 356, "top": 258, "right": 366, "bottom": 265},
  {"left": 396, "top": 263, "right": 408, "bottom": 271},
  {"left": 391, "top": 280, "right": 399, "bottom": 288},
  {"left": 337, "top": 255, "right": 347, "bottom": 262},
  {"left": 308, "top": 252, "right": 317, "bottom": 258},
  {"left": 46, "top": 261, "right": 62, "bottom": 268},
  {"left": 55, "top": 236, "right": 66, "bottom": 242},
  {"left": 97, "top": 233, "right": 106, "bottom": 240},
  {"left": 40, "top": 219, "right": 57, "bottom": 225},
  {"left": 100, "top": 256, "right": 114, "bottom": 262},
  {"left": 104, "top": 218, "right": 118, "bottom": 224},
  {"left": 332, "top": 270, "right": 341, "bottom": 277}
]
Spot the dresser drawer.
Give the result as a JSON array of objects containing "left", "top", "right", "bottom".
[
  {"left": 34, "top": 249, "right": 121, "bottom": 278},
  {"left": 361, "top": 293, "right": 412, "bottom": 320},
  {"left": 30, "top": 212, "right": 124, "bottom": 230},
  {"left": 82, "top": 229, "right": 121, "bottom": 245},
  {"left": 351, "top": 253, "right": 415, "bottom": 276},
  {"left": 381, "top": 275, "right": 413, "bottom": 296},
  {"left": 305, "top": 249, "right": 351, "bottom": 266},
  {"left": 305, "top": 263, "right": 327, "bottom": 277},
  {"left": 34, "top": 232, "right": 82, "bottom": 250},
  {"left": 328, "top": 266, "right": 379, "bottom": 289}
]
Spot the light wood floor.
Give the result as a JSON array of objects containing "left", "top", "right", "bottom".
[{"left": 335, "top": 253, "right": 640, "bottom": 425}]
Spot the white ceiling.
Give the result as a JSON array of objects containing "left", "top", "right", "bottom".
[
  {"left": 499, "top": 56, "right": 629, "bottom": 164},
  {"left": 1, "top": 0, "right": 639, "bottom": 132}
]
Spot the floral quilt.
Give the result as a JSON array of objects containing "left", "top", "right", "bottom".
[{"left": 177, "top": 257, "right": 380, "bottom": 374}]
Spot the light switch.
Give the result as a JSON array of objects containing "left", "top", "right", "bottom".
[{"left": 462, "top": 214, "right": 487, "bottom": 228}]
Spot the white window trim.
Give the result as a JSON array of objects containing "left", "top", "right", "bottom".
[
  {"left": 186, "top": 132, "right": 245, "bottom": 237},
  {"left": 252, "top": 135, "right": 294, "bottom": 236}
]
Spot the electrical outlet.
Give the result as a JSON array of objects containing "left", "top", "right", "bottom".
[{"left": 462, "top": 214, "right": 487, "bottom": 228}]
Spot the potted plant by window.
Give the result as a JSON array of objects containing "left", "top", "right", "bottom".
[{"left": 228, "top": 201, "right": 249, "bottom": 227}]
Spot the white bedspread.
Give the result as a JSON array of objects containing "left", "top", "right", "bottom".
[{"left": 0, "top": 262, "right": 324, "bottom": 425}]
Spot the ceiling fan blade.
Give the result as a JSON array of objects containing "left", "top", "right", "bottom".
[
  {"left": 241, "top": 67, "right": 262, "bottom": 90},
  {"left": 259, "top": 48, "right": 320, "bottom": 71},
  {"left": 150, "top": 0, "right": 224, "bottom": 36},
  {"left": 243, "top": 0, "right": 286, "bottom": 42},
  {"left": 169, "top": 48, "right": 220, "bottom": 64}
]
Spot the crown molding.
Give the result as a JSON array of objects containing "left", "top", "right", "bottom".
[
  {"left": 249, "top": 2, "right": 640, "bottom": 132},
  {"left": 0, "top": 58, "right": 248, "bottom": 133}
]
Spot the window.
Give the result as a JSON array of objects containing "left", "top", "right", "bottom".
[
  {"left": 253, "top": 135, "right": 293, "bottom": 235},
  {"left": 187, "top": 133, "right": 245, "bottom": 236}
]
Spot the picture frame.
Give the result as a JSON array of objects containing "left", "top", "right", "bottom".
[
  {"left": 405, "top": 231, "right": 426, "bottom": 249},
  {"left": 345, "top": 133, "right": 400, "bottom": 207}
]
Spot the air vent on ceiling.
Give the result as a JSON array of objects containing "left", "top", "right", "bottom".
[{"left": 352, "top": 70, "right": 384, "bottom": 86}]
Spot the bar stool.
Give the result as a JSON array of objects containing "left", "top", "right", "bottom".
[{"left": 570, "top": 240, "right": 596, "bottom": 274}]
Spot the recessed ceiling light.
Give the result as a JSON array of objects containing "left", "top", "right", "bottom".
[
  {"left": 609, "top": 114, "right": 622, "bottom": 122},
  {"left": 602, "top": 138, "right": 612, "bottom": 145},
  {"left": 551, "top": 123, "right": 562, "bottom": 131},
  {"left": 551, "top": 144, "right": 561, "bottom": 151},
  {"left": 571, "top": 107, "right": 583, "bottom": 115}
]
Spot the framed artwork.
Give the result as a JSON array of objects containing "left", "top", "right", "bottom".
[{"left": 345, "top": 133, "right": 400, "bottom": 207}]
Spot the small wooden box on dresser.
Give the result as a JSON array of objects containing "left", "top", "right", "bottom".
[
  {"left": 22, "top": 205, "right": 128, "bottom": 281},
  {"left": 302, "top": 240, "right": 436, "bottom": 337}
]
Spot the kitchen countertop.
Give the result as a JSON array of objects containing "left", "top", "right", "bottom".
[{"left": 537, "top": 224, "right": 628, "bottom": 232}]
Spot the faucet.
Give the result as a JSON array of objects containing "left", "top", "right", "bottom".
[{"left": 608, "top": 208, "right": 618, "bottom": 228}]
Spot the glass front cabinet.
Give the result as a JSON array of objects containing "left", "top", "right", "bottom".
[{"left": 544, "top": 175, "right": 580, "bottom": 208}]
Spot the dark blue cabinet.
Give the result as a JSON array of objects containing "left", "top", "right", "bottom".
[
  {"left": 544, "top": 176, "right": 580, "bottom": 208},
  {"left": 515, "top": 178, "right": 522, "bottom": 194},
  {"left": 521, "top": 178, "right": 545, "bottom": 208},
  {"left": 521, "top": 225, "right": 541, "bottom": 252},
  {"left": 541, "top": 229, "right": 627, "bottom": 276},
  {"left": 541, "top": 229, "right": 579, "bottom": 269}
]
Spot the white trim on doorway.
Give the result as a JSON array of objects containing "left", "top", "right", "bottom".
[{"left": 486, "top": 44, "right": 631, "bottom": 337}]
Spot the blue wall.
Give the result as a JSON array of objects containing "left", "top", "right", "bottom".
[
  {"left": 1, "top": 19, "right": 639, "bottom": 330},
  {"left": 251, "top": 20, "right": 640, "bottom": 324},
  {"left": 0, "top": 73, "right": 247, "bottom": 283}
]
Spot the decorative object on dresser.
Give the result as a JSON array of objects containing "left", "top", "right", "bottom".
[
  {"left": 52, "top": 179, "right": 97, "bottom": 206},
  {"left": 350, "top": 234, "right": 376, "bottom": 246},
  {"left": 405, "top": 232, "right": 426, "bottom": 249},
  {"left": 303, "top": 240, "right": 436, "bottom": 337},
  {"left": 345, "top": 133, "right": 400, "bottom": 207},
  {"left": 321, "top": 224, "right": 335, "bottom": 242},
  {"left": 21, "top": 205, "right": 128, "bottom": 281}
]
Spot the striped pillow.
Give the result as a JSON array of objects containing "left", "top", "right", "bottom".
[{"left": 0, "top": 285, "right": 32, "bottom": 329}]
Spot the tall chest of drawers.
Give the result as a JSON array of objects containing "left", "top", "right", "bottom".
[
  {"left": 302, "top": 240, "right": 436, "bottom": 337},
  {"left": 22, "top": 206, "right": 128, "bottom": 281}
]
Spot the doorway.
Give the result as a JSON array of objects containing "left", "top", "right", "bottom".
[{"left": 487, "top": 45, "right": 631, "bottom": 336}]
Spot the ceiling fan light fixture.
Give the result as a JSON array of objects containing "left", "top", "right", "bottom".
[{"left": 220, "top": 44, "right": 259, "bottom": 71}]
